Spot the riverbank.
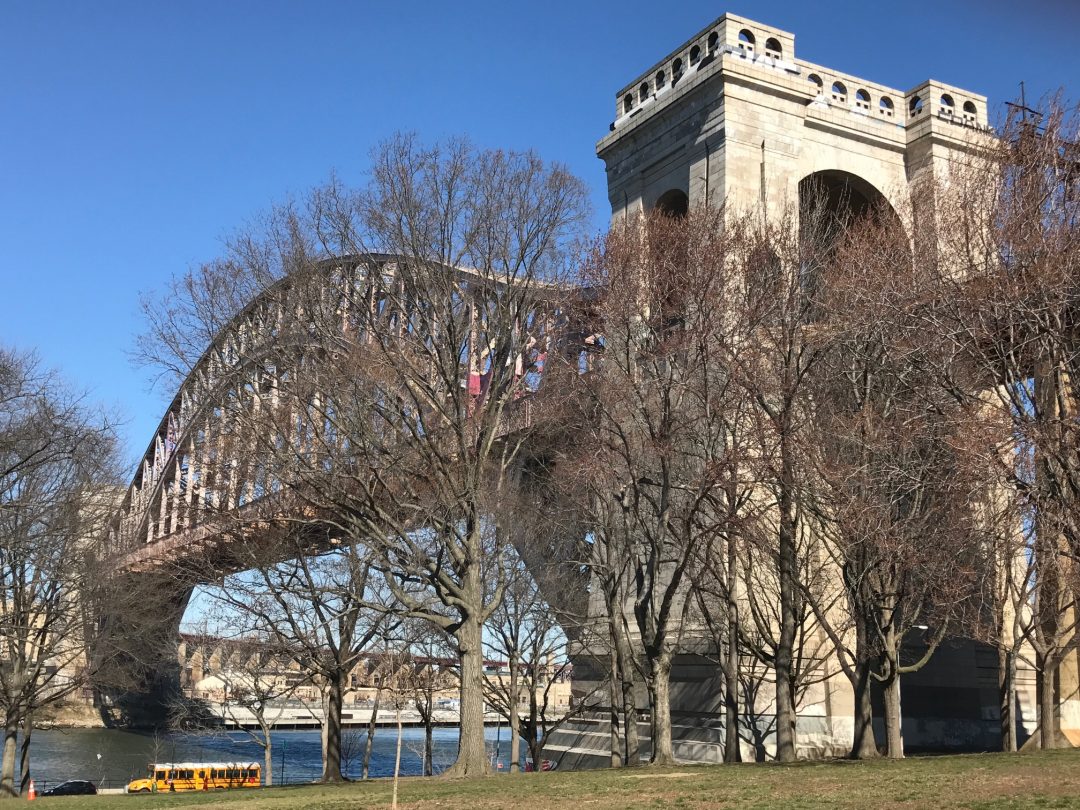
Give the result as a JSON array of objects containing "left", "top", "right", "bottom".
[
  {"left": 23, "top": 726, "right": 509, "bottom": 789},
  {"left": 27, "top": 749, "right": 1080, "bottom": 809},
  {"left": 35, "top": 701, "right": 106, "bottom": 730},
  {"left": 214, "top": 704, "right": 506, "bottom": 730}
]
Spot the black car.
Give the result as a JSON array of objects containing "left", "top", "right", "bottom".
[{"left": 41, "top": 780, "right": 97, "bottom": 797}]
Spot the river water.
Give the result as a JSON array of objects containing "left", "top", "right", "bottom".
[{"left": 25, "top": 726, "right": 520, "bottom": 791}]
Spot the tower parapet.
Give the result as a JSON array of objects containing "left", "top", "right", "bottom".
[{"left": 598, "top": 12, "right": 989, "bottom": 219}]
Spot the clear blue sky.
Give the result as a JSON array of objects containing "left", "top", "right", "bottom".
[{"left": 2, "top": 0, "right": 1078, "bottom": 470}]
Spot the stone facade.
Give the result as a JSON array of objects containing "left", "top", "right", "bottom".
[{"left": 545, "top": 13, "right": 1047, "bottom": 768}]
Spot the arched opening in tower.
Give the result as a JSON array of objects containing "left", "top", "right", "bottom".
[
  {"left": 654, "top": 188, "right": 689, "bottom": 218},
  {"left": 798, "top": 170, "right": 887, "bottom": 242},
  {"left": 797, "top": 170, "right": 906, "bottom": 311}
]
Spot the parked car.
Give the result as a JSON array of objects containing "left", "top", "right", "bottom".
[{"left": 41, "top": 781, "right": 97, "bottom": 797}]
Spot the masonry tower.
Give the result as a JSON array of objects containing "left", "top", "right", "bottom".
[
  {"left": 597, "top": 13, "right": 988, "bottom": 224},
  {"left": 545, "top": 14, "right": 1024, "bottom": 767}
]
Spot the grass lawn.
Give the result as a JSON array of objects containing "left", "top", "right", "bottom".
[{"left": 32, "top": 750, "right": 1080, "bottom": 809}]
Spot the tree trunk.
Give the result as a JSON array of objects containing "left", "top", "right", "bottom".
[
  {"left": 723, "top": 663, "right": 741, "bottom": 763},
  {"left": 999, "top": 646, "right": 1016, "bottom": 753},
  {"left": 0, "top": 710, "right": 18, "bottom": 798},
  {"left": 18, "top": 713, "right": 31, "bottom": 796},
  {"left": 424, "top": 714, "right": 434, "bottom": 777},
  {"left": 509, "top": 689, "right": 521, "bottom": 773},
  {"left": 362, "top": 685, "right": 382, "bottom": 780},
  {"left": 849, "top": 661, "right": 878, "bottom": 759},
  {"left": 321, "top": 675, "right": 345, "bottom": 782},
  {"left": 609, "top": 645, "right": 622, "bottom": 768},
  {"left": 621, "top": 662, "right": 640, "bottom": 765},
  {"left": 392, "top": 706, "right": 402, "bottom": 810},
  {"left": 774, "top": 443, "right": 798, "bottom": 763},
  {"left": 257, "top": 716, "right": 273, "bottom": 787},
  {"left": 724, "top": 535, "right": 741, "bottom": 764},
  {"left": 1006, "top": 647, "right": 1019, "bottom": 753},
  {"left": 649, "top": 655, "right": 676, "bottom": 765},
  {"left": 528, "top": 736, "right": 544, "bottom": 772},
  {"left": 446, "top": 613, "right": 488, "bottom": 777},
  {"left": 264, "top": 738, "right": 273, "bottom": 787},
  {"left": 612, "top": 617, "right": 640, "bottom": 766},
  {"left": 882, "top": 672, "right": 904, "bottom": 759},
  {"left": 774, "top": 543, "right": 798, "bottom": 760},
  {"left": 505, "top": 657, "right": 520, "bottom": 774},
  {"left": 1038, "top": 652, "right": 1059, "bottom": 750}
]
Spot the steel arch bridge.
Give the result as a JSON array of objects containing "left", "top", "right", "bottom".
[
  {"left": 97, "top": 253, "right": 598, "bottom": 721},
  {"left": 110, "top": 254, "right": 595, "bottom": 559}
]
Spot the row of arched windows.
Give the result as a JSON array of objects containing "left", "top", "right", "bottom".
[
  {"left": 909, "top": 92, "right": 979, "bottom": 122},
  {"left": 808, "top": 73, "right": 897, "bottom": 118},
  {"left": 807, "top": 73, "right": 980, "bottom": 123},
  {"left": 737, "top": 29, "right": 783, "bottom": 59},
  {"left": 618, "top": 21, "right": 983, "bottom": 129},
  {"left": 620, "top": 26, "right": 786, "bottom": 116}
]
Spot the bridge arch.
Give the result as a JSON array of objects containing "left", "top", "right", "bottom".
[
  {"left": 108, "top": 254, "right": 577, "bottom": 561},
  {"left": 797, "top": 169, "right": 897, "bottom": 232},
  {"left": 796, "top": 169, "right": 908, "bottom": 307},
  {"left": 100, "top": 253, "right": 593, "bottom": 723},
  {"left": 654, "top": 188, "right": 689, "bottom": 217}
]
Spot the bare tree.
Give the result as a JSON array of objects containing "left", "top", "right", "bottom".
[
  {"left": 200, "top": 535, "right": 396, "bottom": 783},
  {"left": 399, "top": 621, "right": 455, "bottom": 776},
  {"left": 339, "top": 728, "right": 365, "bottom": 779},
  {"left": 569, "top": 207, "right": 759, "bottom": 764},
  {"left": 251, "top": 137, "right": 589, "bottom": 777},
  {"left": 796, "top": 210, "right": 993, "bottom": 758},
  {"left": 209, "top": 632, "right": 306, "bottom": 785},
  {"left": 484, "top": 554, "right": 599, "bottom": 772},
  {"left": 719, "top": 205, "right": 837, "bottom": 763},
  {"left": 564, "top": 481, "right": 639, "bottom": 767},
  {"left": 921, "top": 95, "right": 1080, "bottom": 749},
  {"left": 963, "top": 482, "right": 1034, "bottom": 753},
  {"left": 135, "top": 134, "right": 589, "bottom": 778},
  {"left": 0, "top": 347, "right": 121, "bottom": 797},
  {"left": 359, "top": 644, "right": 410, "bottom": 781}
]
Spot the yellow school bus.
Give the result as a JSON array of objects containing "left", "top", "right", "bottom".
[{"left": 127, "top": 762, "right": 261, "bottom": 793}]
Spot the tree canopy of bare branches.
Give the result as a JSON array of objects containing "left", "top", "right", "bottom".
[
  {"left": 0, "top": 347, "right": 121, "bottom": 796},
  {"left": 135, "top": 134, "right": 591, "bottom": 779}
]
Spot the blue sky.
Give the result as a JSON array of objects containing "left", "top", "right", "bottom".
[{"left": 2, "top": 0, "right": 1079, "bottom": 470}]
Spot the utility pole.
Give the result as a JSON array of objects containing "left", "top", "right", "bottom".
[{"left": 279, "top": 737, "right": 286, "bottom": 786}]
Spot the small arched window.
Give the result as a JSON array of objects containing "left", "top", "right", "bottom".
[
  {"left": 855, "top": 89, "right": 871, "bottom": 110},
  {"left": 738, "top": 29, "right": 755, "bottom": 52},
  {"left": 623, "top": 95, "right": 633, "bottom": 115},
  {"left": 963, "top": 99, "right": 977, "bottom": 120},
  {"left": 655, "top": 70, "right": 666, "bottom": 89},
  {"left": 909, "top": 95, "right": 924, "bottom": 115},
  {"left": 707, "top": 32, "right": 719, "bottom": 54},
  {"left": 639, "top": 82, "right": 650, "bottom": 103},
  {"left": 808, "top": 74, "right": 823, "bottom": 95},
  {"left": 672, "top": 58, "right": 683, "bottom": 84},
  {"left": 690, "top": 44, "right": 701, "bottom": 64},
  {"left": 831, "top": 81, "right": 847, "bottom": 103},
  {"left": 765, "top": 37, "right": 782, "bottom": 59},
  {"left": 940, "top": 93, "right": 955, "bottom": 113},
  {"left": 879, "top": 96, "right": 894, "bottom": 117}
]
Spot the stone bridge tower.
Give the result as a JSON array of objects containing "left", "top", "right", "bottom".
[
  {"left": 545, "top": 14, "right": 1028, "bottom": 768},
  {"left": 597, "top": 13, "right": 987, "bottom": 224}
]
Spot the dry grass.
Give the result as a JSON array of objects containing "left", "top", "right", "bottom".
[{"left": 33, "top": 749, "right": 1080, "bottom": 810}]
